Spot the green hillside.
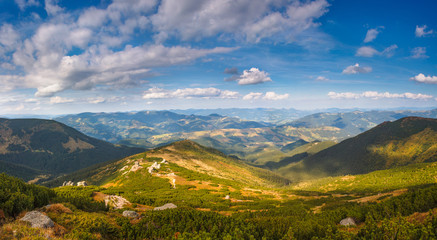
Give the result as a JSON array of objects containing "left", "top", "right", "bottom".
[
  {"left": 282, "top": 117, "right": 437, "bottom": 181},
  {"left": 0, "top": 118, "right": 143, "bottom": 181}
]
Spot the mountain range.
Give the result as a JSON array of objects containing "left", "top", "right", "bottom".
[{"left": 0, "top": 118, "right": 143, "bottom": 181}]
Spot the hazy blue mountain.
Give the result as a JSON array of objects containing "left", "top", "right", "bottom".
[
  {"left": 280, "top": 109, "right": 437, "bottom": 140},
  {"left": 171, "top": 108, "right": 312, "bottom": 124},
  {"left": 54, "top": 110, "right": 270, "bottom": 143}
]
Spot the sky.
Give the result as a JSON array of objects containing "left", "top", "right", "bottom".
[{"left": 0, "top": 0, "right": 436, "bottom": 115}]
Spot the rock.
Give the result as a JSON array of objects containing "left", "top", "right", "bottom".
[
  {"left": 20, "top": 211, "right": 54, "bottom": 229},
  {"left": 62, "top": 181, "right": 74, "bottom": 186},
  {"left": 104, "top": 195, "right": 131, "bottom": 209},
  {"left": 130, "top": 161, "right": 143, "bottom": 172},
  {"left": 77, "top": 181, "right": 87, "bottom": 187},
  {"left": 340, "top": 217, "right": 356, "bottom": 226},
  {"left": 147, "top": 162, "right": 161, "bottom": 174},
  {"left": 225, "top": 195, "right": 230, "bottom": 200},
  {"left": 122, "top": 210, "right": 139, "bottom": 218},
  {"left": 161, "top": 159, "right": 168, "bottom": 164},
  {"left": 154, "top": 203, "right": 177, "bottom": 211}
]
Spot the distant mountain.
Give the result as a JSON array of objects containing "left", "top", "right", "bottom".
[
  {"left": 281, "top": 117, "right": 437, "bottom": 181},
  {"left": 282, "top": 109, "right": 437, "bottom": 140},
  {"left": 54, "top": 111, "right": 270, "bottom": 143},
  {"left": 0, "top": 118, "right": 143, "bottom": 181},
  {"left": 172, "top": 108, "right": 312, "bottom": 124}
]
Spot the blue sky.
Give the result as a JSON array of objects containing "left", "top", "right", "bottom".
[{"left": 0, "top": 0, "right": 436, "bottom": 115}]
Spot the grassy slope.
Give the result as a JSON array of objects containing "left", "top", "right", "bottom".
[
  {"left": 292, "top": 162, "right": 437, "bottom": 193},
  {"left": 282, "top": 117, "right": 437, "bottom": 181}
]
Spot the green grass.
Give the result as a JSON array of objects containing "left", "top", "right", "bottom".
[{"left": 293, "top": 162, "right": 437, "bottom": 193}]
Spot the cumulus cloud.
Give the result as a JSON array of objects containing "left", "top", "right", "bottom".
[
  {"left": 410, "top": 47, "right": 428, "bottom": 59},
  {"left": 356, "top": 45, "right": 397, "bottom": 57},
  {"left": 263, "top": 91, "right": 289, "bottom": 100},
  {"left": 415, "top": 25, "right": 433, "bottom": 37},
  {"left": 13, "top": 41, "right": 235, "bottom": 97},
  {"left": 142, "top": 87, "right": 239, "bottom": 99},
  {"left": 328, "top": 91, "right": 433, "bottom": 100},
  {"left": 342, "top": 63, "right": 372, "bottom": 74},
  {"left": 410, "top": 73, "right": 437, "bottom": 84},
  {"left": 49, "top": 96, "right": 74, "bottom": 104},
  {"left": 237, "top": 68, "right": 272, "bottom": 85},
  {"left": 363, "top": 27, "right": 382, "bottom": 43},
  {"left": 243, "top": 92, "right": 288, "bottom": 100},
  {"left": 151, "top": 0, "right": 329, "bottom": 42}
]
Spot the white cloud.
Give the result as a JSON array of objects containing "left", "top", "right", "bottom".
[
  {"left": 49, "top": 96, "right": 74, "bottom": 104},
  {"left": 0, "top": 24, "right": 20, "bottom": 52},
  {"left": 151, "top": 0, "right": 329, "bottom": 42},
  {"left": 243, "top": 92, "right": 288, "bottom": 100},
  {"left": 381, "top": 44, "right": 398, "bottom": 58},
  {"left": 142, "top": 87, "right": 239, "bottom": 99},
  {"left": 342, "top": 63, "right": 372, "bottom": 74},
  {"left": 356, "top": 45, "right": 397, "bottom": 58},
  {"left": 364, "top": 28, "right": 381, "bottom": 43},
  {"left": 237, "top": 68, "right": 272, "bottom": 85},
  {"left": 410, "top": 47, "right": 428, "bottom": 59},
  {"left": 328, "top": 91, "right": 433, "bottom": 100},
  {"left": 316, "top": 76, "right": 329, "bottom": 81},
  {"left": 410, "top": 73, "right": 437, "bottom": 84},
  {"left": 44, "top": 0, "right": 63, "bottom": 16},
  {"left": 415, "top": 25, "right": 433, "bottom": 37},
  {"left": 15, "top": 0, "right": 39, "bottom": 11},
  {"left": 263, "top": 92, "right": 289, "bottom": 100},
  {"left": 87, "top": 97, "right": 106, "bottom": 104},
  {"left": 13, "top": 40, "right": 235, "bottom": 97},
  {"left": 356, "top": 46, "right": 379, "bottom": 57},
  {"left": 0, "top": 75, "right": 25, "bottom": 92},
  {"left": 243, "top": 92, "right": 263, "bottom": 100}
]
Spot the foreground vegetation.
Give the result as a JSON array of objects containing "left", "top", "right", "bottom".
[{"left": 2, "top": 162, "right": 437, "bottom": 239}]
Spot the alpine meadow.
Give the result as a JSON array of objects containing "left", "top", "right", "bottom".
[{"left": 1, "top": 0, "right": 437, "bottom": 239}]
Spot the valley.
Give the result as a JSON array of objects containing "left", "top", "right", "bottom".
[{"left": 1, "top": 110, "right": 437, "bottom": 239}]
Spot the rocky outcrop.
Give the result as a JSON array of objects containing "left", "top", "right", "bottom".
[
  {"left": 104, "top": 195, "right": 131, "bottom": 209},
  {"left": 340, "top": 217, "right": 356, "bottom": 226},
  {"left": 147, "top": 162, "right": 161, "bottom": 174},
  {"left": 20, "top": 211, "right": 54, "bottom": 228},
  {"left": 122, "top": 210, "right": 139, "bottom": 218},
  {"left": 154, "top": 203, "right": 177, "bottom": 211},
  {"left": 130, "top": 161, "right": 143, "bottom": 172},
  {"left": 62, "top": 181, "right": 74, "bottom": 186},
  {"left": 77, "top": 181, "right": 87, "bottom": 187}
]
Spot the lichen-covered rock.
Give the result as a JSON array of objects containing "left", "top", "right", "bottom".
[
  {"left": 154, "top": 203, "right": 177, "bottom": 211},
  {"left": 122, "top": 210, "right": 139, "bottom": 218},
  {"left": 340, "top": 217, "right": 356, "bottom": 226},
  {"left": 20, "top": 211, "right": 54, "bottom": 229}
]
